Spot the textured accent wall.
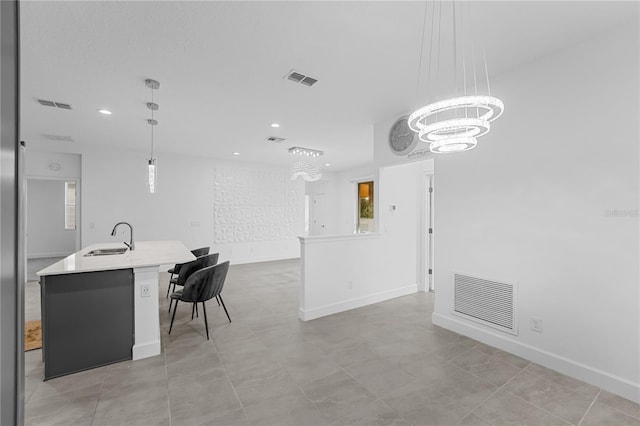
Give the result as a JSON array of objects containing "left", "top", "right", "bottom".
[{"left": 213, "top": 168, "right": 299, "bottom": 244}]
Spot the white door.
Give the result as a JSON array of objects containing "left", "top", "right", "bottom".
[{"left": 311, "top": 194, "right": 329, "bottom": 235}]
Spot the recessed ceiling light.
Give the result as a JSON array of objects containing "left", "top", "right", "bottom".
[
  {"left": 232, "top": 152, "right": 240, "bottom": 156},
  {"left": 270, "top": 123, "right": 280, "bottom": 128},
  {"left": 98, "top": 109, "right": 112, "bottom": 115},
  {"left": 324, "top": 163, "right": 331, "bottom": 167}
]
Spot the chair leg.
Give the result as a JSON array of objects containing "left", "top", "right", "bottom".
[
  {"left": 216, "top": 295, "right": 220, "bottom": 306},
  {"left": 219, "top": 295, "right": 231, "bottom": 323},
  {"left": 166, "top": 273, "right": 173, "bottom": 298},
  {"left": 191, "top": 303, "right": 196, "bottom": 320},
  {"left": 195, "top": 303, "right": 199, "bottom": 318},
  {"left": 169, "top": 300, "right": 179, "bottom": 334},
  {"left": 202, "top": 301, "right": 209, "bottom": 340},
  {"left": 168, "top": 299, "right": 173, "bottom": 313}
]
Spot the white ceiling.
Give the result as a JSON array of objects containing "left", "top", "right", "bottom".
[{"left": 20, "top": 1, "right": 638, "bottom": 171}]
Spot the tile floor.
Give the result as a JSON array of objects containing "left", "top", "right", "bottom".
[{"left": 24, "top": 259, "right": 640, "bottom": 426}]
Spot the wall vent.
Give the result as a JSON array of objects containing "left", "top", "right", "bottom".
[
  {"left": 284, "top": 70, "right": 318, "bottom": 87},
  {"left": 265, "top": 136, "right": 286, "bottom": 143},
  {"left": 453, "top": 273, "right": 517, "bottom": 335},
  {"left": 36, "top": 98, "right": 72, "bottom": 110}
]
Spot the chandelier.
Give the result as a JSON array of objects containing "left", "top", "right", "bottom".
[
  {"left": 409, "top": 1, "right": 504, "bottom": 153},
  {"left": 290, "top": 160, "right": 322, "bottom": 182},
  {"left": 145, "top": 79, "right": 160, "bottom": 193},
  {"left": 289, "top": 146, "right": 323, "bottom": 181}
]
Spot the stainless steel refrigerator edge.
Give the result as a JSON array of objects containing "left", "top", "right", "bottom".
[{"left": 1, "top": 0, "right": 23, "bottom": 424}]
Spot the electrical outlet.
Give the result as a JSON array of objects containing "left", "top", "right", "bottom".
[
  {"left": 530, "top": 317, "right": 543, "bottom": 333},
  {"left": 141, "top": 284, "right": 151, "bottom": 298}
]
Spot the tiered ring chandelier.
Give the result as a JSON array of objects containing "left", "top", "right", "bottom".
[{"left": 409, "top": 1, "right": 504, "bottom": 153}]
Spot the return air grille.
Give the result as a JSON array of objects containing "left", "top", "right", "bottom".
[
  {"left": 453, "top": 273, "right": 517, "bottom": 335},
  {"left": 36, "top": 99, "right": 73, "bottom": 110},
  {"left": 284, "top": 70, "right": 318, "bottom": 87}
]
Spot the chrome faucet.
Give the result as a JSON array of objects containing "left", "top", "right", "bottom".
[{"left": 110, "top": 222, "right": 135, "bottom": 251}]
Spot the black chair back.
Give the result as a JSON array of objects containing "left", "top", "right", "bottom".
[
  {"left": 176, "top": 253, "right": 219, "bottom": 286},
  {"left": 172, "top": 247, "right": 210, "bottom": 275},
  {"left": 190, "top": 247, "right": 210, "bottom": 257},
  {"left": 181, "top": 261, "right": 230, "bottom": 303}
]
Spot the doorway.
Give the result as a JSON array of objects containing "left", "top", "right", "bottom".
[
  {"left": 26, "top": 177, "right": 80, "bottom": 264},
  {"left": 310, "top": 193, "right": 328, "bottom": 235}
]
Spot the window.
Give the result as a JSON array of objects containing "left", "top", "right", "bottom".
[
  {"left": 357, "top": 181, "right": 374, "bottom": 233},
  {"left": 64, "top": 181, "right": 76, "bottom": 230}
]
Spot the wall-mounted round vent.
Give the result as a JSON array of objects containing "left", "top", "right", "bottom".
[{"left": 388, "top": 116, "right": 418, "bottom": 156}]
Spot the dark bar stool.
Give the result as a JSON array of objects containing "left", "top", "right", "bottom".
[
  {"left": 167, "top": 253, "right": 218, "bottom": 313},
  {"left": 169, "top": 261, "right": 231, "bottom": 340},
  {"left": 166, "top": 247, "right": 210, "bottom": 298}
]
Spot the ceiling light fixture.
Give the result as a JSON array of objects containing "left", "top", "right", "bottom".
[
  {"left": 288, "top": 147, "right": 324, "bottom": 181},
  {"left": 98, "top": 109, "right": 112, "bottom": 115},
  {"left": 270, "top": 123, "right": 280, "bottom": 128},
  {"left": 288, "top": 146, "right": 323, "bottom": 158},
  {"left": 409, "top": 1, "right": 504, "bottom": 153},
  {"left": 232, "top": 152, "right": 240, "bottom": 156},
  {"left": 145, "top": 78, "right": 160, "bottom": 194},
  {"left": 291, "top": 160, "right": 322, "bottom": 182}
]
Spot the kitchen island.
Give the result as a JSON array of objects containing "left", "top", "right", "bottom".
[{"left": 37, "top": 240, "right": 195, "bottom": 380}]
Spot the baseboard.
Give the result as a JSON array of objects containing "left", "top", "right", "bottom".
[
  {"left": 132, "top": 340, "right": 161, "bottom": 361},
  {"left": 27, "top": 251, "right": 72, "bottom": 259},
  {"left": 300, "top": 285, "right": 417, "bottom": 321},
  {"left": 432, "top": 312, "right": 640, "bottom": 403},
  {"left": 231, "top": 255, "right": 300, "bottom": 265}
]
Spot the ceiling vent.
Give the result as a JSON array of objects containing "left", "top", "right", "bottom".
[
  {"left": 36, "top": 98, "right": 72, "bottom": 110},
  {"left": 284, "top": 70, "right": 318, "bottom": 87},
  {"left": 265, "top": 136, "right": 286, "bottom": 143},
  {"left": 37, "top": 99, "right": 56, "bottom": 107},
  {"left": 41, "top": 134, "right": 75, "bottom": 142}
]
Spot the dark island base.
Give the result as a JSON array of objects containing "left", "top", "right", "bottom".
[{"left": 40, "top": 269, "right": 135, "bottom": 380}]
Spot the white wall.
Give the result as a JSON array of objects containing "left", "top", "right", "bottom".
[
  {"left": 432, "top": 23, "right": 639, "bottom": 402},
  {"left": 25, "top": 150, "right": 81, "bottom": 258},
  {"left": 299, "top": 234, "right": 414, "bottom": 320},
  {"left": 25, "top": 150, "right": 81, "bottom": 179},
  {"left": 26, "top": 179, "right": 76, "bottom": 258},
  {"left": 299, "top": 159, "right": 434, "bottom": 320},
  {"left": 306, "top": 165, "right": 381, "bottom": 235},
  {"left": 27, "top": 142, "right": 304, "bottom": 265},
  {"left": 379, "top": 160, "right": 434, "bottom": 292}
]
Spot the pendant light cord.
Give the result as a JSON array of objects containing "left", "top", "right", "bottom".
[
  {"left": 415, "top": 1, "right": 429, "bottom": 108},
  {"left": 150, "top": 86, "right": 155, "bottom": 159},
  {"left": 452, "top": 0, "right": 457, "bottom": 101}
]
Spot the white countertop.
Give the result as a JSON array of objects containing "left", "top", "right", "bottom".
[{"left": 37, "top": 240, "right": 196, "bottom": 276}]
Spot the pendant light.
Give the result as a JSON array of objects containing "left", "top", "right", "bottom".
[
  {"left": 409, "top": 1, "right": 504, "bottom": 153},
  {"left": 145, "top": 79, "right": 159, "bottom": 193},
  {"left": 289, "top": 146, "right": 324, "bottom": 182}
]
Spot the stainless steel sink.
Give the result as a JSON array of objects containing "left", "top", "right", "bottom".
[{"left": 84, "top": 247, "right": 129, "bottom": 257}]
